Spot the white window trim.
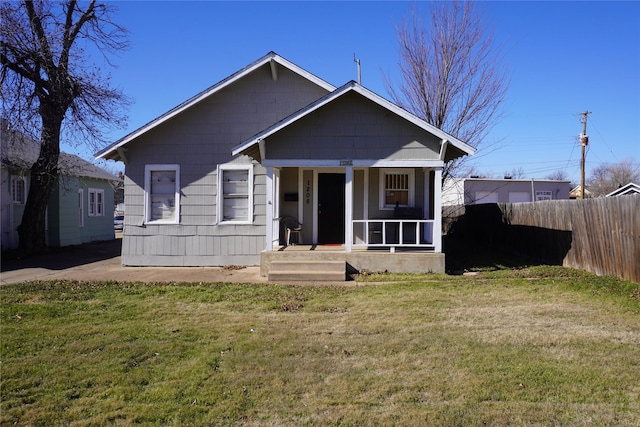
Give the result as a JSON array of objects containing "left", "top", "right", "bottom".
[
  {"left": 78, "top": 189, "right": 84, "bottom": 227},
  {"left": 379, "top": 168, "right": 415, "bottom": 210},
  {"left": 11, "top": 176, "right": 26, "bottom": 204},
  {"left": 144, "top": 164, "right": 180, "bottom": 224},
  {"left": 217, "top": 163, "right": 254, "bottom": 225},
  {"left": 88, "top": 188, "right": 105, "bottom": 217}
]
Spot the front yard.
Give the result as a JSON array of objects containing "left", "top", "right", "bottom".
[{"left": 1, "top": 267, "right": 639, "bottom": 426}]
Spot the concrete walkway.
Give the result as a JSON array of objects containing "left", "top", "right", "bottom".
[{"left": 1, "top": 239, "right": 267, "bottom": 286}]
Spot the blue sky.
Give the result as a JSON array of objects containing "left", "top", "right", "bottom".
[{"left": 85, "top": 1, "right": 639, "bottom": 184}]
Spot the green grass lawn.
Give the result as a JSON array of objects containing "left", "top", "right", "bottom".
[{"left": 1, "top": 267, "right": 639, "bottom": 426}]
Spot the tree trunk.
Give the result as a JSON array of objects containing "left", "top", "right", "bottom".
[{"left": 17, "top": 110, "right": 62, "bottom": 255}]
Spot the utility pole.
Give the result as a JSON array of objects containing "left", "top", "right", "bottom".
[{"left": 579, "top": 111, "right": 591, "bottom": 199}]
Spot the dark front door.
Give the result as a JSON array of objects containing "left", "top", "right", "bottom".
[{"left": 318, "top": 173, "right": 345, "bottom": 244}]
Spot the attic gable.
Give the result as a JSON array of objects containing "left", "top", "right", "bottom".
[
  {"left": 95, "top": 52, "right": 335, "bottom": 162},
  {"left": 233, "top": 81, "right": 474, "bottom": 163}
]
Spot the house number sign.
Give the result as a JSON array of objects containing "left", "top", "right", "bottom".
[{"left": 306, "top": 180, "right": 311, "bottom": 205}]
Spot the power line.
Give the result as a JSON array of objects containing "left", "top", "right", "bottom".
[
  {"left": 563, "top": 135, "right": 578, "bottom": 174},
  {"left": 588, "top": 117, "right": 619, "bottom": 163}
]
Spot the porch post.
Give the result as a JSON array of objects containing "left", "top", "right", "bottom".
[
  {"left": 433, "top": 167, "right": 443, "bottom": 252},
  {"left": 265, "top": 166, "right": 274, "bottom": 251},
  {"left": 423, "top": 168, "right": 431, "bottom": 242},
  {"left": 345, "top": 165, "right": 353, "bottom": 253}
]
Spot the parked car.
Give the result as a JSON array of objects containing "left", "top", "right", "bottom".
[{"left": 114, "top": 215, "right": 124, "bottom": 231}]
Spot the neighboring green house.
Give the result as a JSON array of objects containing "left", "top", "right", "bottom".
[{"left": 1, "top": 120, "right": 119, "bottom": 251}]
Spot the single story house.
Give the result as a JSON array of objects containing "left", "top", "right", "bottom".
[
  {"left": 443, "top": 177, "right": 571, "bottom": 206},
  {"left": 1, "top": 119, "right": 119, "bottom": 250},
  {"left": 95, "top": 52, "right": 474, "bottom": 277},
  {"left": 605, "top": 182, "right": 640, "bottom": 197},
  {"left": 569, "top": 185, "right": 592, "bottom": 199}
]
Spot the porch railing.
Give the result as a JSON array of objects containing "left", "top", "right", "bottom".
[
  {"left": 352, "top": 219, "right": 435, "bottom": 252},
  {"left": 271, "top": 218, "right": 280, "bottom": 246}
]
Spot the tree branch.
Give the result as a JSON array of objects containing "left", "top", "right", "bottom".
[
  {"left": 386, "top": 1, "right": 510, "bottom": 179},
  {"left": 24, "top": 0, "right": 55, "bottom": 73},
  {"left": 60, "top": 0, "right": 96, "bottom": 70}
]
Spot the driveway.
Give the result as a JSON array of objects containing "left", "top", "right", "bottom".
[{"left": 1, "top": 238, "right": 266, "bottom": 286}]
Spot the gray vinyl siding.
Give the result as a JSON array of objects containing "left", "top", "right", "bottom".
[
  {"left": 122, "top": 162, "right": 267, "bottom": 266},
  {"left": 266, "top": 92, "right": 442, "bottom": 161},
  {"left": 121, "top": 63, "right": 329, "bottom": 266}
]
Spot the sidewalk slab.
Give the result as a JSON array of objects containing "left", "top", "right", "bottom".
[{"left": 1, "top": 239, "right": 266, "bottom": 286}]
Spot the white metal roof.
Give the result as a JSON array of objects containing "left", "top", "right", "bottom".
[{"left": 605, "top": 182, "right": 640, "bottom": 197}]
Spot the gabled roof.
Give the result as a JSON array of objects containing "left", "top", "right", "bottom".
[
  {"left": 232, "top": 81, "right": 475, "bottom": 161},
  {"left": 1, "top": 133, "right": 118, "bottom": 182},
  {"left": 605, "top": 182, "right": 640, "bottom": 197},
  {"left": 570, "top": 185, "right": 592, "bottom": 198},
  {"left": 95, "top": 51, "right": 335, "bottom": 161}
]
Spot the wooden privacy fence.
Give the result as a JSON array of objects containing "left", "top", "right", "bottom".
[{"left": 449, "top": 196, "right": 640, "bottom": 283}]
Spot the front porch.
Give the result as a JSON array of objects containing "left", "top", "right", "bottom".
[
  {"left": 260, "top": 244, "right": 445, "bottom": 278},
  {"left": 264, "top": 165, "right": 445, "bottom": 249},
  {"left": 261, "top": 165, "right": 446, "bottom": 279}
]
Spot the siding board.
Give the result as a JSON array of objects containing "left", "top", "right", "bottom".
[{"left": 266, "top": 92, "right": 441, "bottom": 161}]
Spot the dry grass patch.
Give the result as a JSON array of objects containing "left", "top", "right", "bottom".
[{"left": 445, "top": 300, "right": 639, "bottom": 346}]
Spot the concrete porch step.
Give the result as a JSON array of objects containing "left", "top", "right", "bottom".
[{"left": 268, "top": 260, "right": 345, "bottom": 282}]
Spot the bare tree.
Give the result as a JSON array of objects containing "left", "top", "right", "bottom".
[
  {"left": 386, "top": 1, "right": 509, "bottom": 182},
  {"left": 545, "top": 169, "right": 570, "bottom": 181},
  {"left": 505, "top": 166, "right": 525, "bottom": 179},
  {"left": 587, "top": 158, "right": 640, "bottom": 197},
  {"left": 1, "top": 0, "right": 129, "bottom": 254}
]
